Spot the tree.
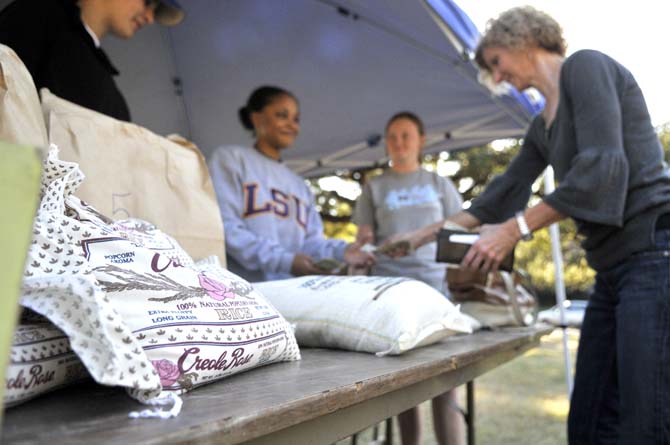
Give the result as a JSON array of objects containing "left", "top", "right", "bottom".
[{"left": 659, "top": 122, "right": 670, "bottom": 157}]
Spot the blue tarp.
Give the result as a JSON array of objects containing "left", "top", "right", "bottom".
[
  {"left": 425, "top": 0, "right": 480, "bottom": 53},
  {"left": 426, "top": 0, "right": 545, "bottom": 117}
]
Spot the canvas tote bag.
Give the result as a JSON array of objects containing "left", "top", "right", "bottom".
[
  {"left": 446, "top": 268, "right": 538, "bottom": 327},
  {"left": 41, "top": 89, "right": 226, "bottom": 264},
  {"left": 0, "top": 44, "right": 48, "bottom": 146}
]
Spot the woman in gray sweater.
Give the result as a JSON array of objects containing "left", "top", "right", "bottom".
[
  {"left": 389, "top": 7, "right": 670, "bottom": 444},
  {"left": 209, "top": 86, "right": 374, "bottom": 282}
]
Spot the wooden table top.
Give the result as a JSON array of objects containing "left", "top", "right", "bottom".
[{"left": 2, "top": 325, "right": 553, "bottom": 445}]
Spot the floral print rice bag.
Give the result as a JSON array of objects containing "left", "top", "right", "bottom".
[
  {"left": 4, "top": 321, "right": 88, "bottom": 407},
  {"left": 19, "top": 146, "right": 300, "bottom": 408}
]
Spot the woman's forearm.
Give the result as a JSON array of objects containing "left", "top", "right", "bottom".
[
  {"left": 412, "top": 211, "right": 481, "bottom": 249},
  {"left": 447, "top": 211, "right": 481, "bottom": 230},
  {"left": 521, "top": 201, "right": 566, "bottom": 235}
]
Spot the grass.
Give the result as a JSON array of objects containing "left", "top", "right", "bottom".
[
  {"left": 338, "top": 328, "right": 580, "bottom": 445},
  {"left": 468, "top": 328, "right": 578, "bottom": 445}
]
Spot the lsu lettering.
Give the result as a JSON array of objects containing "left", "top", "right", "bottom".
[{"left": 243, "top": 183, "right": 309, "bottom": 229}]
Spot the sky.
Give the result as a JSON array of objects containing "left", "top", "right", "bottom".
[{"left": 463, "top": 0, "right": 670, "bottom": 126}]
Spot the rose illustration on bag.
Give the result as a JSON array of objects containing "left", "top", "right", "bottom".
[
  {"left": 198, "top": 274, "right": 235, "bottom": 301},
  {"left": 151, "top": 359, "right": 181, "bottom": 387}
]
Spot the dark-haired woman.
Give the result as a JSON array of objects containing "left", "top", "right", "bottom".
[
  {"left": 354, "top": 112, "right": 464, "bottom": 445},
  {"left": 208, "top": 86, "right": 374, "bottom": 282},
  {"left": 386, "top": 7, "right": 670, "bottom": 444}
]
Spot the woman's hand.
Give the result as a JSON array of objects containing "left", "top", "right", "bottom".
[
  {"left": 379, "top": 222, "right": 440, "bottom": 257},
  {"left": 290, "top": 253, "right": 323, "bottom": 276},
  {"left": 378, "top": 232, "right": 417, "bottom": 257},
  {"left": 461, "top": 220, "right": 520, "bottom": 272},
  {"left": 460, "top": 203, "right": 566, "bottom": 272},
  {"left": 355, "top": 225, "right": 375, "bottom": 246},
  {"left": 343, "top": 241, "right": 376, "bottom": 268}
]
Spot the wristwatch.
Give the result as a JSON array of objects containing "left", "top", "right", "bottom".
[{"left": 515, "top": 211, "right": 533, "bottom": 241}]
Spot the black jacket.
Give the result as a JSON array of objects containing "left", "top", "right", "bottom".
[{"left": 0, "top": 0, "right": 131, "bottom": 121}]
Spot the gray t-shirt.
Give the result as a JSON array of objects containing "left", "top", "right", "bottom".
[{"left": 353, "top": 168, "right": 462, "bottom": 292}]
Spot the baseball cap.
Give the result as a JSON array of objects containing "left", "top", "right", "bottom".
[{"left": 154, "top": 0, "right": 184, "bottom": 26}]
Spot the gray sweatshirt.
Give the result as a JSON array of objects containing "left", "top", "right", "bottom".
[
  {"left": 208, "top": 145, "right": 346, "bottom": 281},
  {"left": 468, "top": 50, "right": 670, "bottom": 271}
]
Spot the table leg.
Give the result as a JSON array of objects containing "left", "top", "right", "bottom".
[{"left": 466, "top": 380, "right": 475, "bottom": 445}]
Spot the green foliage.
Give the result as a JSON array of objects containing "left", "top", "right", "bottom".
[
  {"left": 659, "top": 122, "right": 670, "bottom": 159},
  {"left": 515, "top": 220, "right": 595, "bottom": 301},
  {"left": 322, "top": 221, "right": 357, "bottom": 243},
  {"left": 448, "top": 140, "right": 521, "bottom": 203}
]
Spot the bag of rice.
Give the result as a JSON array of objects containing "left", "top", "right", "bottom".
[
  {"left": 18, "top": 147, "right": 300, "bottom": 414},
  {"left": 254, "top": 275, "right": 472, "bottom": 356},
  {"left": 4, "top": 322, "right": 88, "bottom": 407}
]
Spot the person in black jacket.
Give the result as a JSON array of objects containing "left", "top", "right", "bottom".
[{"left": 0, "top": 0, "right": 184, "bottom": 121}]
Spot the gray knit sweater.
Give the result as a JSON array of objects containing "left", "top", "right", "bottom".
[{"left": 468, "top": 50, "right": 670, "bottom": 271}]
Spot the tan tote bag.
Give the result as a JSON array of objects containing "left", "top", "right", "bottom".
[
  {"left": 0, "top": 44, "right": 48, "bottom": 147},
  {"left": 446, "top": 267, "right": 538, "bottom": 328},
  {"left": 41, "top": 89, "right": 226, "bottom": 264}
]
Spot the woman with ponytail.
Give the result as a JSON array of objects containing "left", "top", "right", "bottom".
[{"left": 208, "top": 86, "right": 374, "bottom": 282}]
